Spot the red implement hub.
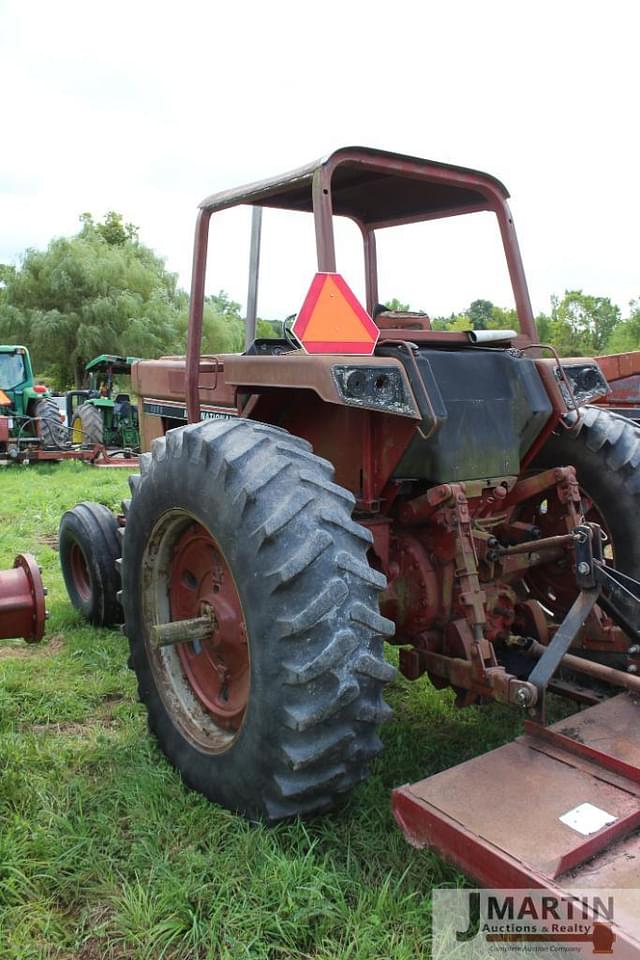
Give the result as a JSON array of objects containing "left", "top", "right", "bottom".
[{"left": 0, "top": 553, "right": 46, "bottom": 642}]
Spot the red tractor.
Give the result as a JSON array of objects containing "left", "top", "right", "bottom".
[{"left": 60, "top": 149, "right": 640, "bottom": 923}]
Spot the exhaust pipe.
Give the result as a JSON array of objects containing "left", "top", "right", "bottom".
[
  {"left": 0, "top": 554, "right": 47, "bottom": 642},
  {"left": 467, "top": 329, "right": 518, "bottom": 344}
]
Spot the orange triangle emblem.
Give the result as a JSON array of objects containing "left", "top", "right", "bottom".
[{"left": 293, "top": 274, "right": 379, "bottom": 355}]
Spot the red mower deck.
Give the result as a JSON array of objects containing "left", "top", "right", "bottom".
[{"left": 393, "top": 693, "right": 640, "bottom": 951}]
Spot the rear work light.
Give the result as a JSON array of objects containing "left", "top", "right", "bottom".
[{"left": 332, "top": 364, "right": 417, "bottom": 417}]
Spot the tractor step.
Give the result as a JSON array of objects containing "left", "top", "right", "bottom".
[{"left": 392, "top": 693, "right": 640, "bottom": 951}]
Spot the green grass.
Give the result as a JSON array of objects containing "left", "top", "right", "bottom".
[{"left": 0, "top": 462, "right": 529, "bottom": 959}]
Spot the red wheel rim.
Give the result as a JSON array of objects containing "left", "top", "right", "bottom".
[
  {"left": 169, "top": 523, "right": 249, "bottom": 731},
  {"left": 69, "top": 542, "right": 91, "bottom": 602},
  {"left": 518, "top": 487, "right": 613, "bottom": 617}
]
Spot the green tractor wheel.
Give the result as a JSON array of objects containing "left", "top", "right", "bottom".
[
  {"left": 33, "top": 396, "right": 67, "bottom": 448},
  {"left": 72, "top": 403, "right": 104, "bottom": 446}
]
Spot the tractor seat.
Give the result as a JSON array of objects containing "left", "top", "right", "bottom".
[
  {"left": 114, "top": 395, "right": 131, "bottom": 420},
  {"left": 373, "top": 305, "right": 432, "bottom": 331}
]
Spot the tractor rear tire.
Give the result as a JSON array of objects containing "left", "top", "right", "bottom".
[
  {"left": 72, "top": 403, "right": 104, "bottom": 446},
  {"left": 526, "top": 407, "right": 640, "bottom": 663},
  {"left": 33, "top": 396, "right": 66, "bottom": 448},
  {"left": 121, "top": 419, "right": 395, "bottom": 821},
  {"left": 59, "top": 501, "right": 122, "bottom": 626},
  {"left": 532, "top": 407, "right": 640, "bottom": 587}
]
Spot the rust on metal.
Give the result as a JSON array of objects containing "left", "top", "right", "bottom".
[
  {"left": 495, "top": 532, "right": 577, "bottom": 556},
  {"left": 392, "top": 694, "right": 640, "bottom": 951},
  {"left": 186, "top": 146, "right": 538, "bottom": 422},
  {"left": 169, "top": 522, "right": 249, "bottom": 732},
  {"left": 151, "top": 611, "right": 217, "bottom": 648},
  {"left": 528, "top": 639, "right": 640, "bottom": 695}
]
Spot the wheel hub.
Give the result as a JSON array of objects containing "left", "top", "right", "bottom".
[
  {"left": 169, "top": 524, "right": 249, "bottom": 731},
  {"left": 69, "top": 542, "right": 91, "bottom": 602}
]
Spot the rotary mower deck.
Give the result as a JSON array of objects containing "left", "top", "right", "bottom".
[
  {"left": 394, "top": 693, "right": 640, "bottom": 951},
  {"left": 59, "top": 148, "right": 640, "bottom": 939}
]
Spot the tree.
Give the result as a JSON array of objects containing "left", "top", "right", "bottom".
[
  {"left": 384, "top": 297, "right": 412, "bottom": 312},
  {"left": 468, "top": 299, "right": 494, "bottom": 330},
  {"left": 447, "top": 313, "right": 473, "bottom": 331},
  {"left": 202, "top": 293, "right": 245, "bottom": 353},
  {"left": 534, "top": 311, "right": 553, "bottom": 342},
  {"left": 430, "top": 300, "right": 508, "bottom": 332},
  {"left": 488, "top": 304, "right": 518, "bottom": 330},
  {"left": 0, "top": 264, "right": 16, "bottom": 286},
  {"left": 256, "top": 318, "right": 282, "bottom": 339},
  {"left": 171, "top": 291, "right": 245, "bottom": 355},
  {"left": 605, "top": 298, "right": 640, "bottom": 354},
  {"left": 79, "top": 211, "right": 139, "bottom": 246},
  {"left": 549, "top": 290, "right": 621, "bottom": 356},
  {"left": 0, "top": 213, "right": 186, "bottom": 387}
]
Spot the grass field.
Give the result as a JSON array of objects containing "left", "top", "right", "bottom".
[{"left": 0, "top": 462, "right": 529, "bottom": 959}]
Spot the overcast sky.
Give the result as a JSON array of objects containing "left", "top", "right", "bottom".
[{"left": 1, "top": 0, "right": 638, "bottom": 324}]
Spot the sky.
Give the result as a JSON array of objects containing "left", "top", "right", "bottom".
[{"left": 1, "top": 0, "right": 638, "bottom": 325}]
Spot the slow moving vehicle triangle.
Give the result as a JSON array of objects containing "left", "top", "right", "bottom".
[{"left": 293, "top": 273, "right": 379, "bottom": 354}]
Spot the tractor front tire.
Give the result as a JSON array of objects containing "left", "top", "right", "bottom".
[
  {"left": 72, "top": 403, "right": 104, "bottom": 446},
  {"left": 121, "top": 419, "right": 395, "bottom": 821},
  {"left": 59, "top": 501, "right": 122, "bottom": 626}
]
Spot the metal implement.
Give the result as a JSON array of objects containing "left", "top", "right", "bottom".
[
  {"left": 0, "top": 553, "right": 46, "bottom": 642},
  {"left": 526, "top": 523, "right": 640, "bottom": 721},
  {"left": 393, "top": 694, "right": 640, "bottom": 953}
]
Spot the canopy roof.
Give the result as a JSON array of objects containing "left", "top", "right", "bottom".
[
  {"left": 85, "top": 355, "right": 139, "bottom": 374},
  {"left": 198, "top": 146, "right": 510, "bottom": 228}
]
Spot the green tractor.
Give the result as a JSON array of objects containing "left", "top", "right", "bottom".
[
  {"left": 0, "top": 345, "right": 67, "bottom": 460},
  {"left": 67, "top": 354, "right": 140, "bottom": 451}
]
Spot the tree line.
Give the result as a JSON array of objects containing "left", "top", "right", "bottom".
[
  {"left": 1, "top": 213, "right": 638, "bottom": 390},
  {"left": 427, "top": 295, "right": 640, "bottom": 356}
]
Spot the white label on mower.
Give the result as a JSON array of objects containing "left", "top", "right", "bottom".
[{"left": 559, "top": 802, "right": 617, "bottom": 836}]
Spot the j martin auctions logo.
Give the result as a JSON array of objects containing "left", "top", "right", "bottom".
[
  {"left": 431, "top": 888, "right": 632, "bottom": 958},
  {"left": 456, "top": 892, "right": 615, "bottom": 954}
]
